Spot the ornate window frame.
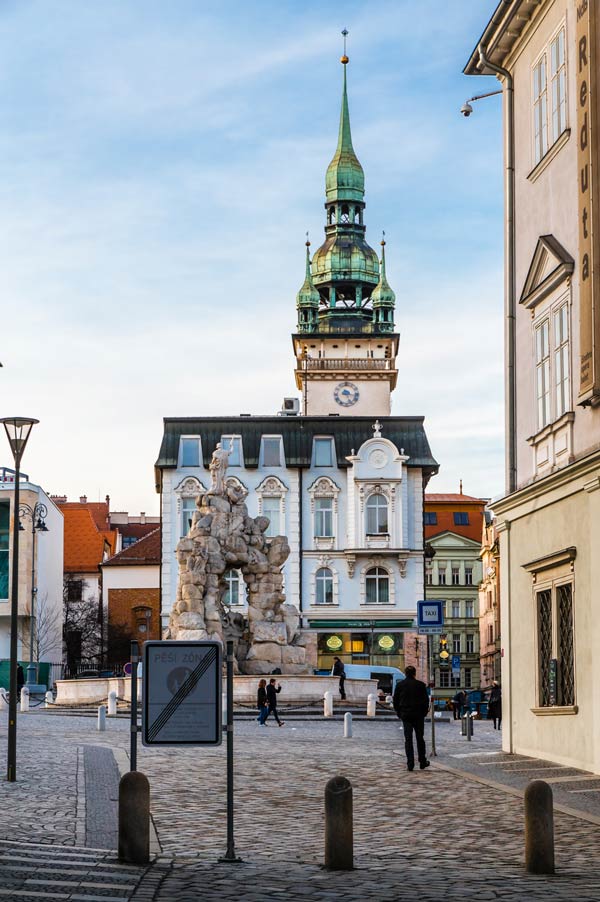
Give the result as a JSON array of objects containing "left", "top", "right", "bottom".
[
  {"left": 308, "top": 476, "right": 340, "bottom": 550},
  {"left": 360, "top": 559, "right": 395, "bottom": 606},
  {"left": 256, "top": 476, "right": 288, "bottom": 538},
  {"left": 309, "top": 556, "right": 339, "bottom": 607},
  {"left": 174, "top": 476, "right": 206, "bottom": 537},
  {"left": 357, "top": 482, "right": 398, "bottom": 548}
]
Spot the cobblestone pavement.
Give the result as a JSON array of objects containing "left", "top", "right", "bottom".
[{"left": 2, "top": 712, "right": 600, "bottom": 900}]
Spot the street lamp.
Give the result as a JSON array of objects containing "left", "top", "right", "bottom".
[
  {"left": 0, "top": 417, "right": 38, "bottom": 783},
  {"left": 19, "top": 501, "right": 48, "bottom": 690}
]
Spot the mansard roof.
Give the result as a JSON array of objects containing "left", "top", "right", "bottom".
[{"left": 155, "top": 416, "right": 438, "bottom": 489}]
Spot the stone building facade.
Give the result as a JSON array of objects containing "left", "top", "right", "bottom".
[
  {"left": 465, "top": 1, "right": 600, "bottom": 770},
  {"left": 479, "top": 512, "right": 501, "bottom": 689}
]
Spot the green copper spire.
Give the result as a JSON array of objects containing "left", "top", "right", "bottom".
[
  {"left": 372, "top": 235, "right": 396, "bottom": 332},
  {"left": 296, "top": 238, "right": 320, "bottom": 332},
  {"left": 325, "top": 54, "right": 365, "bottom": 203}
]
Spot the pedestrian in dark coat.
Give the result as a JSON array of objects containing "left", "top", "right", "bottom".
[
  {"left": 487, "top": 681, "right": 502, "bottom": 729},
  {"left": 393, "top": 665, "right": 431, "bottom": 771},
  {"left": 256, "top": 679, "right": 269, "bottom": 726},
  {"left": 265, "top": 678, "right": 284, "bottom": 726},
  {"left": 332, "top": 656, "right": 346, "bottom": 700},
  {"left": 16, "top": 664, "right": 25, "bottom": 694}
]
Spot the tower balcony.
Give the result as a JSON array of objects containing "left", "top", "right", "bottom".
[{"left": 303, "top": 358, "right": 393, "bottom": 371}]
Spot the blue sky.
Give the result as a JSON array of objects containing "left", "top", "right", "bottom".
[{"left": 1, "top": 0, "right": 503, "bottom": 513}]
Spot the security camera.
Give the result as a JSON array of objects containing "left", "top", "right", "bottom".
[{"left": 461, "top": 101, "right": 473, "bottom": 118}]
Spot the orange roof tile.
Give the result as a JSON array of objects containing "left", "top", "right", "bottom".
[
  {"left": 61, "top": 506, "right": 118, "bottom": 573},
  {"left": 103, "top": 528, "right": 161, "bottom": 567}
]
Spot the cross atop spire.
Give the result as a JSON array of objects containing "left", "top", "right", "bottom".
[{"left": 341, "top": 27, "right": 349, "bottom": 64}]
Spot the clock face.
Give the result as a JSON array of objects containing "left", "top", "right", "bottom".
[{"left": 334, "top": 381, "right": 360, "bottom": 407}]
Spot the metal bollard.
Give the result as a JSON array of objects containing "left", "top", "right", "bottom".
[
  {"left": 108, "top": 690, "right": 117, "bottom": 717},
  {"left": 324, "top": 690, "right": 333, "bottom": 717},
  {"left": 119, "top": 771, "right": 150, "bottom": 864},
  {"left": 97, "top": 705, "right": 106, "bottom": 731},
  {"left": 525, "top": 780, "right": 555, "bottom": 874},
  {"left": 324, "top": 776, "right": 353, "bottom": 870},
  {"left": 45, "top": 691, "right": 53, "bottom": 708},
  {"left": 366, "top": 693, "right": 376, "bottom": 717},
  {"left": 20, "top": 687, "right": 29, "bottom": 713},
  {"left": 344, "top": 712, "right": 352, "bottom": 739}
]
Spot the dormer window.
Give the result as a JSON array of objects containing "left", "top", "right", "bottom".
[
  {"left": 221, "top": 436, "right": 242, "bottom": 467},
  {"left": 261, "top": 436, "right": 283, "bottom": 468},
  {"left": 180, "top": 437, "right": 201, "bottom": 467},
  {"left": 314, "top": 438, "right": 334, "bottom": 467}
]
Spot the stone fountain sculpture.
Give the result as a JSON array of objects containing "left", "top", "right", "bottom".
[{"left": 166, "top": 443, "right": 309, "bottom": 674}]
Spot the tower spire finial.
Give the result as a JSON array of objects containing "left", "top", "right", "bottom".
[{"left": 341, "top": 28, "right": 349, "bottom": 65}]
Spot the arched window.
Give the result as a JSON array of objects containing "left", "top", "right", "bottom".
[
  {"left": 316, "top": 568, "right": 334, "bottom": 605},
  {"left": 366, "top": 494, "right": 388, "bottom": 535},
  {"left": 341, "top": 205, "right": 350, "bottom": 223},
  {"left": 181, "top": 497, "right": 196, "bottom": 537},
  {"left": 365, "top": 567, "right": 389, "bottom": 604},
  {"left": 223, "top": 569, "right": 242, "bottom": 606},
  {"left": 315, "top": 498, "right": 333, "bottom": 537},
  {"left": 328, "top": 206, "right": 336, "bottom": 224}
]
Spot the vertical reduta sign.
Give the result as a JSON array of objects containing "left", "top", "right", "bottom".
[{"left": 577, "top": 0, "right": 600, "bottom": 404}]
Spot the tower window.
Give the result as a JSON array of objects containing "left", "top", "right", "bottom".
[
  {"left": 341, "top": 205, "right": 350, "bottom": 223},
  {"left": 328, "top": 206, "right": 335, "bottom": 224}
]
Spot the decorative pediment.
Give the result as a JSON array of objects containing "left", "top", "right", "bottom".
[
  {"left": 308, "top": 476, "right": 341, "bottom": 497},
  {"left": 428, "top": 530, "right": 481, "bottom": 551},
  {"left": 520, "top": 235, "right": 574, "bottom": 310},
  {"left": 256, "top": 475, "right": 288, "bottom": 496},
  {"left": 174, "top": 476, "right": 206, "bottom": 496}
]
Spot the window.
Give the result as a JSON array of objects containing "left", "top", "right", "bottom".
[
  {"left": 262, "top": 497, "right": 281, "bottom": 538},
  {"left": 425, "top": 562, "right": 433, "bottom": 586},
  {"left": 453, "top": 512, "right": 469, "bottom": 526},
  {"left": 537, "top": 582, "right": 575, "bottom": 707},
  {"left": 221, "top": 436, "right": 242, "bottom": 467},
  {"left": 451, "top": 601, "right": 460, "bottom": 619},
  {"left": 180, "top": 437, "right": 200, "bottom": 467},
  {"left": 554, "top": 303, "right": 570, "bottom": 417},
  {"left": 315, "top": 498, "right": 333, "bottom": 537},
  {"left": 223, "top": 569, "right": 243, "bottom": 606},
  {"left": 465, "top": 600, "right": 474, "bottom": 618},
  {"left": 533, "top": 54, "right": 548, "bottom": 164},
  {"left": 487, "top": 590, "right": 493, "bottom": 611},
  {"left": 452, "top": 634, "right": 461, "bottom": 654},
  {"left": 135, "top": 606, "right": 152, "bottom": 635},
  {"left": 181, "top": 497, "right": 196, "bottom": 537},
  {"left": 451, "top": 564, "right": 460, "bottom": 586},
  {"left": 464, "top": 668, "right": 472, "bottom": 689},
  {"left": 366, "top": 494, "right": 388, "bottom": 535},
  {"left": 438, "top": 565, "right": 447, "bottom": 586},
  {"left": 536, "top": 318, "right": 551, "bottom": 429},
  {"left": 262, "top": 437, "right": 282, "bottom": 467},
  {"left": 465, "top": 567, "right": 473, "bottom": 586},
  {"left": 66, "top": 579, "right": 84, "bottom": 603},
  {"left": 466, "top": 634, "right": 474, "bottom": 654},
  {"left": 438, "top": 670, "right": 450, "bottom": 688},
  {"left": 451, "top": 674, "right": 461, "bottom": 689},
  {"left": 0, "top": 503, "right": 8, "bottom": 599},
  {"left": 315, "top": 568, "right": 334, "bottom": 605},
  {"left": 487, "top": 624, "right": 494, "bottom": 646},
  {"left": 550, "top": 27, "right": 566, "bottom": 143},
  {"left": 365, "top": 567, "right": 389, "bottom": 604},
  {"left": 424, "top": 512, "right": 437, "bottom": 526},
  {"left": 314, "top": 438, "right": 334, "bottom": 467}
]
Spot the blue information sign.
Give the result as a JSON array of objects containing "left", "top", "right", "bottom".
[
  {"left": 417, "top": 601, "right": 444, "bottom": 629},
  {"left": 452, "top": 654, "right": 461, "bottom": 677}
]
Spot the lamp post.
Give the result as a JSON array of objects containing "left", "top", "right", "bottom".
[
  {"left": 0, "top": 417, "right": 38, "bottom": 782},
  {"left": 19, "top": 502, "right": 48, "bottom": 689}
]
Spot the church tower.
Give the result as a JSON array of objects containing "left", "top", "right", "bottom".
[{"left": 293, "top": 47, "right": 399, "bottom": 416}]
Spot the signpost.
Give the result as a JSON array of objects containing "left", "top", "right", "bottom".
[
  {"left": 417, "top": 602, "right": 444, "bottom": 759},
  {"left": 142, "top": 640, "right": 222, "bottom": 746},
  {"left": 451, "top": 655, "right": 460, "bottom": 679}
]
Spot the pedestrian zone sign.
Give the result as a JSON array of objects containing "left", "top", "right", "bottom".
[
  {"left": 417, "top": 601, "right": 444, "bottom": 629},
  {"left": 142, "top": 640, "right": 222, "bottom": 747}
]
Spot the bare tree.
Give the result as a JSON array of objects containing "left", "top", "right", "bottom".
[
  {"left": 63, "top": 575, "right": 102, "bottom": 670},
  {"left": 19, "top": 591, "right": 62, "bottom": 663}
]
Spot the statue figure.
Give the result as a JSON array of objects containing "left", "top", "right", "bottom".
[{"left": 208, "top": 442, "right": 234, "bottom": 495}]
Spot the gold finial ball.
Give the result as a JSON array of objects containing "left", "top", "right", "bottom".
[
  {"left": 305, "top": 239, "right": 311, "bottom": 247},
  {"left": 340, "top": 54, "right": 349, "bottom": 64},
  {"left": 381, "top": 238, "right": 386, "bottom": 247}
]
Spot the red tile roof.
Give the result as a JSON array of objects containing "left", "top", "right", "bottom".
[
  {"left": 114, "top": 523, "right": 158, "bottom": 541},
  {"left": 424, "top": 494, "right": 486, "bottom": 544},
  {"left": 103, "top": 528, "right": 161, "bottom": 567},
  {"left": 60, "top": 506, "right": 118, "bottom": 573},
  {"left": 425, "top": 494, "right": 486, "bottom": 503}
]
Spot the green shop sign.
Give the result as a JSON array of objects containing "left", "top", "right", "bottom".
[{"left": 309, "top": 620, "right": 413, "bottom": 629}]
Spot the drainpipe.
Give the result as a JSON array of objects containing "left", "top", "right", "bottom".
[
  {"left": 478, "top": 43, "right": 516, "bottom": 495},
  {"left": 298, "top": 467, "right": 303, "bottom": 623}
]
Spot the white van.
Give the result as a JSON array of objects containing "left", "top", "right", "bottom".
[{"left": 339, "top": 664, "right": 405, "bottom": 695}]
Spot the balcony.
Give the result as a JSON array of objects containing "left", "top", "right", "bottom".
[{"left": 303, "top": 358, "right": 392, "bottom": 371}]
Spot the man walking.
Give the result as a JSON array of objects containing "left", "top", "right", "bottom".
[
  {"left": 393, "top": 665, "right": 430, "bottom": 771},
  {"left": 332, "top": 656, "right": 346, "bottom": 700},
  {"left": 265, "top": 678, "right": 284, "bottom": 727}
]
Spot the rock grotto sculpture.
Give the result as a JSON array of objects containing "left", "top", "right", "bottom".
[{"left": 166, "top": 446, "right": 310, "bottom": 674}]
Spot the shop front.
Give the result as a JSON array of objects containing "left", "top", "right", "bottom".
[{"left": 310, "top": 619, "right": 413, "bottom": 674}]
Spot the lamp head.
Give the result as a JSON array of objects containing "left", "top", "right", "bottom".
[{"left": 0, "top": 417, "right": 38, "bottom": 464}]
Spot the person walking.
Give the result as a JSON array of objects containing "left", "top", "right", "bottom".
[
  {"left": 393, "top": 665, "right": 431, "bottom": 771},
  {"left": 256, "top": 678, "right": 269, "bottom": 726},
  {"left": 452, "top": 690, "right": 462, "bottom": 720},
  {"left": 265, "top": 678, "right": 284, "bottom": 727},
  {"left": 487, "top": 681, "right": 502, "bottom": 730},
  {"left": 332, "top": 656, "right": 346, "bottom": 700},
  {"left": 16, "top": 663, "right": 25, "bottom": 695}
]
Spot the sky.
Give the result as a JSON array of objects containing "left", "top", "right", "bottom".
[{"left": 1, "top": 0, "right": 504, "bottom": 514}]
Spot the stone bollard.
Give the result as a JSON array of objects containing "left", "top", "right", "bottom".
[
  {"left": 324, "top": 776, "right": 353, "bottom": 870},
  {"left": 0, "top": 689, "right": 8, "bottom": 711},
  {"left": 45, "top": 691, "right": 53, "bottom": 708},
  {"left": 366, "top": 693, "right": 376, "bottom": 718},
  {"left": 20, "top": 687, "right": 29, "bottom": 713},
  {"left": 525, "top": 780, "right": 555, "bottom": 874},
  {"left": 97, "top": 705, "right": 106, "bottom": 731},
  {"left": 344, "top": 712, "right": 352, "bottom": 739},
  {"left": 107, "top": 690, "right": 117, "bottom": 717},
  {"left": 324, "top": 691, "right": 333, "bottom": 717},
  {"left": 118, "top": 771, "right": 150, "bottom": 864}
]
